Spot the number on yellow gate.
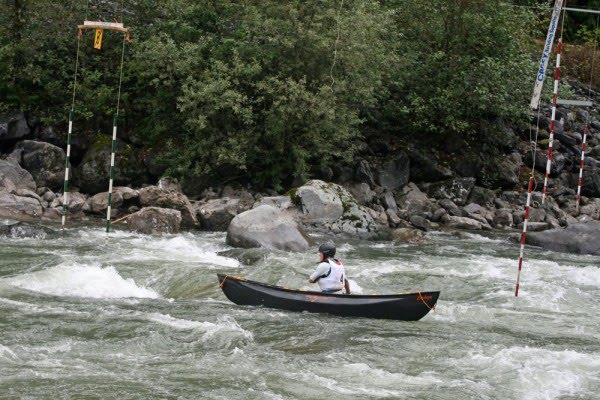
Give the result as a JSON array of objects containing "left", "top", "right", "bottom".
[{"left": 94, "top": 29, "right": 103, "bottom": 49}]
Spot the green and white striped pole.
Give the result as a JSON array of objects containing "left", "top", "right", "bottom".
[
  {"left": 61, "top": 110, "right": 74, "bottom": 230},
  {"left": 105, "top": 113, "right": 118, "bottom": 236},
  {"left": 105, "top": 32, "right": 127, "bottom": 238}
]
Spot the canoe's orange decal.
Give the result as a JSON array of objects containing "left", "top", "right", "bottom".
[
  {"left": 416, "top": 294, "right": 432, "bottom": 302},
  {"left": 305, "top": 295, "right": 334, "bottom": 302}
]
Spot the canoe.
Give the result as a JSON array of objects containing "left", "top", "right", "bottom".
[{"left": 217, "top": 274, "right": 439, "bottom": 321}]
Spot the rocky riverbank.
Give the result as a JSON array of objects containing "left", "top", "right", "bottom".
[{"left": 1, "top": 83, "right": 600, "bottom": 255}]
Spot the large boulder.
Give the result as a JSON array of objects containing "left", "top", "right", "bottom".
[
  {"left": 138, "top": 186, "right": 197, "bottom": 228},
  {"left": 0, "top": 159, "right": 36, "bottom": 192},
  {"left": 50, "top": 191, "right": 90, "bottom": 212},
  {"left": 526, "top": 221, "right": 600, "bottom": 255},
  {"left": 580, "top": 168, "right": 600, "bottom": 198},
  {"left": 126, "top": 207, "right": 181, "bottom": 235},
  {"left": 0, "top": 190, "right": 43, "bottom": 221},
  {"left": 197, "top": 197, "right": 252, "bottom": 231},
  {"left": 294, "top": 180, "right": 382, "bottom": 239},
  {"left": 0, "top": 111, "right": 32, "bottom": 143},
  {"left": 87, "top": 187, "right": 138, "bottom": 216},
  {"left": 494, "top": 154, "right": 521, "bottom": 188},
  {"left": 75, "top": 136, "right": 148, "bottom": 194},
  {"left": 375, "top": 152, "right": 409, "bottom": 191},
  {"left": 441, "top": 214, "right": 484, "bottom": 230},
  {"left": 226, "top": 205, "right": 311, "bottom": 251},
  {"left": 294, "top": 180, "right": 344, "bottom": 223},
  {"left": 396, "top": 182, "right": 437, "bottom": 216},
  {"left": 12, "top": 140, "right": 66, "bottom": 190},
  {"left": 420, "top": 177, "right": 476, "bottom": 206},
  {"left": 0, "top": 220, "right": 55, "bottom": 238},
  {"left": 354, "top": 159, "right": 376, "bottom": 188},
  {"left": 406, "top": 149, "right": 453, "bottom": 183}
]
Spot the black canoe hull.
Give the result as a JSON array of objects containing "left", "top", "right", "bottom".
[{"left": 217, "top": 274, "right": 439, "bottom": 321}]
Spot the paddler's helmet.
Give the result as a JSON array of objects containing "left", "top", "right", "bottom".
[{"left": 318, "top": 242, "right": 336, "bottom": 258}]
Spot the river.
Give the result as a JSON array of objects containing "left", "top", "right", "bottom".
[{"left": 0, "top": 225, "right": 598, "bottom": 399}]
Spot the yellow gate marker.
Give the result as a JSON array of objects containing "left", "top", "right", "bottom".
[{"left": 94, "top": 28, "right": 103, "bottom": 49}]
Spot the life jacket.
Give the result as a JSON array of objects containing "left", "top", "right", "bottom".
[{"left": 317, "top": 259, "right": 346, "bottom": 292}]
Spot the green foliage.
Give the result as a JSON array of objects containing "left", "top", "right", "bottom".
[
  {"left": 0, "top": 0, "right": 582, "bottom": 190},
  {"left": 379, "top": 0, "right": 536, "bottom": 141}
]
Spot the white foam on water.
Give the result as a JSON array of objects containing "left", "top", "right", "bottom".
[
  {"left": 0, "top": 344, "right": 20, "bottom": 362},
  {"left": 0, "top": 296, "right": 89, "bottom": 316},
  {"left": 5, "top": 263, "right": 159, "bottom": 299},
  {"left": 453, "top": 346, "right": 600, "bottom": 399},
  {"left": 337, "top": 243, "right": 355, "bottom": 252},
  {"left": 200, "top": 316, "right": 253, "bottom": 340},
  {"left": 147, "top": 313, "right": 207, "bottom": 330},
  {"left": 114, "top": 234, "right": 240, "bottom": 269},
  {"left": 460, "top": 232, "right": 506, "bottom": 243},
  {"left": 289, "top": 361, "right": 443, "bottom": 399}
]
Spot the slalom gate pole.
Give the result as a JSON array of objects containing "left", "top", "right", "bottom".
[
  {"left": 62, "top": 110, "right": 74, "bottom": 229},
  {"left": 576, "top": 124, "right": 589, "bottom": 213},
  {"left": 515, "top": 176, "right": 535, "bottom": 297},
  {"left": 105, "top": 113, "right": 118, "bottom": 236},
  {"left": 542, "top": 38, "right": 563, "bottom": 204},
  {"left": 105, "top": 34, "right": 127, "bottom": 238},
  {"left": 61, "top": 27, "right": 84, "bottom": 230}
]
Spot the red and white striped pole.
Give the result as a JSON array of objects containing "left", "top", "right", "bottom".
[
  {"left": 576, "top": 123, "right": 589, "bottom": 212},
  {"left": 542, "top": 38, "right": 563, "bottom": 204},
  {"left": 515, "top": 176, "right": 535, "bottom": 297}
]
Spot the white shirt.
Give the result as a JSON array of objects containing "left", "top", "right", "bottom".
[{"left": 310, "top": 259, "right": 346, "bottom": 291}]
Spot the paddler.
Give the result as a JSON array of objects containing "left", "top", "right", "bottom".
[{"left": 308, "top": 242, "right": 351, "bottom": 294}]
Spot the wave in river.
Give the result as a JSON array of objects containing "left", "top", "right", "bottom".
[{"left": 4, "top": 263, "right": 159, "bottom": 299}]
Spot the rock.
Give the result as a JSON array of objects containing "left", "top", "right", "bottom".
[
  {"left": 580, "top": 167, "right": 600, "bottom": 197},
  {"left": 528, "top": 207, "right": 547, "bottom": 223},
  {"left": 390, "top": 227, "right": 425, "bottom": 243},
  {"left": 409, "top": 215, "right": 430, "bottom": 231},
  {"left": 406, "top": 149, "right": 453, "bottom": 183},
  {"left": 518, "top": 221, "right": 550, "bottom": 232},
  {"left": 494, "top": 155, "right": 521, "bottom": 188},
  {"left": 75, "top": 136, "right": 148, "bottom": 194},
  {"left": 197, "top": 197, "right": 247, "bottom": 231},
  {"left": 157, "top": 177, "right": 182, "bottom": 193},
  {"left": 0, "top": 159, "right": 36, "bottom": 192},
  {"left": 86, "top": 187, "right": 137, "bottom": 215},
  {"left": 526, "top": 221, "right": 600, "bottom": 255},
  {"left": 432, "top": 208, "right": 447, "bottom": 222},
  {"left": 396, "top": 182, "right": 437, "bottom": 216},
  {"left": 385, "top": 209, "right": 401, "bottom": 228},
  {"left": 467, "top": 186, "right": 497, "bottom": 207},
  {"left": 441, "top": 214, "right": 482, "bottom": 230},
  {"left": 0, "top": 111, "right": 32, "bottom": 143},
  {"left": 375, "top": 152, "right": 409, "bottom": 191},
  {"left": 346, "top": 182, "right": 375, "bottom": 206},
  {"left": 494, "top": 209, "right": 513, "bottom": 227},
  {"left": 0, "top": 191, "right": 43, "bottom": 221},
  {"left": 0, "top": 221, "right": 55, "bottom": 238},
  {"left": 438, "top": 198, "right": 462, "bottom": 216},
  {"left": 138, "top": 186, "right": 198, "bottom": 228},
  {"left": 420, "top": 177, "right": 476, "bottom": 206},
  {"left": 290, "top": 180, "right": 384, "bottom": 239},
  {"left": 355, "top": 159, "right": 376, "bottom": 188},
  {"left": 254, "top": 195, "right": 293, "bottom": 210},
  {"left": 226, "top": 205, "right": 312, "bottom": 251},
  {"left": 126, "top": 207, "right": 181, "bottom": 235},
  {"left": 51, "top": 191, "right": 89, "bottom": 212},
  {"left": 12, "top": 140, "right": 66, "bottom": 190},
  {"left": 381, "top": 191, "right": 398, "bottom": 213},
  {"left": 295, "top": 180, "right": 344, "bottom": 223},
  {"left": 578, "top": 198, "right": 600, "bottom": 220}
]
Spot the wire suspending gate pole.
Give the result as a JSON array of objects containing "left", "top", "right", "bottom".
[
  {"left": 61, "top": 15, "right": 129, "bottom": 236},
  {"left": 516, "top": 0, "right": 564, "bottom": 297}
]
